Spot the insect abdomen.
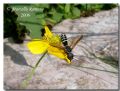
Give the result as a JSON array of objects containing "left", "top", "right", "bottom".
[
  {"left": 65, "top": 46, "right": 72, "bottom": 52},
  {"left": 60, "top": 33, "right": 68, "bottom": 46}
]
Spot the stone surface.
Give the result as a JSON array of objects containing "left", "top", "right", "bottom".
[{"left": 4, "top": 8, "right": 118, "bottom": 89}]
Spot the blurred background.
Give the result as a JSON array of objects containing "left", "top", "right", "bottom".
[{"left": 4, "top": 4, "right": 117, "bottom": 43}]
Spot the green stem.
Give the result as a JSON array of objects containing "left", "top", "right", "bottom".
[
  {"left": 34, "top": 51, "right": 47, "bottom": 68},
  {"left": 21, "top": 51, "right": 47, "bottom": 88}
]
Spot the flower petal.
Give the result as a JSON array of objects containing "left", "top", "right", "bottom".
[
  {"left": 65, "top": 56, "right": 71, "bottom": 64},
  {"left": 27, "top": 40, "right": 49, "bottom": 54},
  {"left": 48, "top": 46, "right": 71, "bottom": 64},
  {"left": 44, "top": 26, "right": 53, "bottom": 38}
]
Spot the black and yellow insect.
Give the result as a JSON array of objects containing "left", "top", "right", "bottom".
[{"left": 60, "top": 33, "right": 83, "bottom": 61}]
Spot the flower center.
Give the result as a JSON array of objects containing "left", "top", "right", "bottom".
[{"left": 49, "top": 35, "right": 62, "bottom": 47}]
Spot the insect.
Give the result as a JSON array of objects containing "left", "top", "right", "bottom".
[
  {"left": 60, "top": 33, "right": 73, "bottom": 61},
  {"left": 40, "top": 25, "right": 83, "bottom": 62},
  {"left": 60, "top": 33, "right": 83, "bottom": 61}
]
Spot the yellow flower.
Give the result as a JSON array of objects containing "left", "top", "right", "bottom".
[{"left": 27, "top": 26, "right": 71, "bottom": 64}]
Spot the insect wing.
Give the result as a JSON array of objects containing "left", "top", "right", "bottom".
[{"left": 67, "top": 35, "right": 83, "bottom": 50}]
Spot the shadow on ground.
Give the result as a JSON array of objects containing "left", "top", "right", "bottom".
[{"left": 4, "top": 43, "right": 32, "bottom": 67}]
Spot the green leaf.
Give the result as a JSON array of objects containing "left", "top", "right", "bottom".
[
  {"left": 71, "top": 7, "right": 80, "bottom": 18},
  {"left": 36, "top": 14, "right": 45, "bottom": 19},
  {"left": 52, "top": 12, "right": 63, "bottom": 23},
  {"left": 94, "top": 4, "right": 103, "bottom": 11},
  {"left": 58, "top": 4, "right": 65, "bottom": 9},
  {"left": 45, "top": 18, "right": 56, "bottom": 24},
  {"left": 64, "top": 12, "right": 73, "bottom": 19},
  {"left": 86, "top": 4, "right": 92, "bottom": 10},
  {"left": 48, "top": 8, "right": 56, "bottom": 15},
  {"left": 80, "top": 4, "right": 87, "bottom": 10},
  {"left": 39, "top": 19, "right": 46, "bottom": 25},
  {"left": 35, "top": 4, "right": 49, "bottom": 8},
  {"left": 65, "top": 4, "right": 70, "bottom": 13}
]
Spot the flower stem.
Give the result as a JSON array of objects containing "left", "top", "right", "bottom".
[
  {"left": 34, "top": 51, "right": 47, "bottom": 68},
  {"left": 21, "top": 51, "right": 47, "bottom": 88}
]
